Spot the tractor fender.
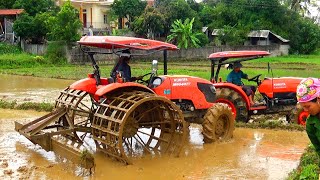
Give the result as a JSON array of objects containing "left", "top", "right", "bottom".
[
  {"left": 214, "top": 82, "right": 251, "bottom": 108},
  {"left": 95, "top": 82, "right": 154, "bottom": 97},
  {"left": 69, "top": 78, "right": 109, "bottom": 95}
]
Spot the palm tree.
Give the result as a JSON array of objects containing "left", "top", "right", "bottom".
[{"left": 166, "top": 18, "right": 201, "bottom": 49}]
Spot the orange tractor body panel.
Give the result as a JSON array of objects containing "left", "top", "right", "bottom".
[
  {"left": 258, "top": 77, "right": 304, "bottom": 98},
  {"left": 152, "top": 75, "right": 216, "bottom": 109},
  {"left": 69, "top": 77, "right": 110, "bottom": 94}
]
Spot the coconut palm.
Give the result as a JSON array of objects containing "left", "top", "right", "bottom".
[{"left": 166, "top": 18, "right": 201, "bottom": 49}]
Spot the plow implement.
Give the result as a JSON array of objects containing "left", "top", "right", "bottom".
[{"left": 15, "top": 88, "right": 187, "bottom": 167}]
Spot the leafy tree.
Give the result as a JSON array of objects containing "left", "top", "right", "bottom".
[
  {"left": 156, "top": 0, "right": 199, "bottom": 35},
  {"left": 47, "top": 1, "right": 82, "bottom": 43},
  {"left": 132, "top": 6, "right": 165, "bottom": 39},
  {"left": 199, "top": 5, "right": 215, "bottom": 27},
  {"left": 167, "top": 18, "right": 201, "bottom": 49},
  {"left": 216, "top": 24, "right": 249, "bottom": 46},
  {"left": 13, "top": 13, "right": 34, "bottom": 41},
  {"left": 13, "top": 0, "right": 58, "bottom": 17},
  {"left": 111, "top": 0, "right": 147, "bottom": 28},
  {"left": 0, "top": 0, "right": 16, "bottom": 9},
  {"left": 13, "top": 12, "right": 51, "bottom": 43},
  {"left": 287, "top": 17, "right": 320, "bottom": 54}
]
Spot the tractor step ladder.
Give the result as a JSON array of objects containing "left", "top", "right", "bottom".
[{"left": 15, "top": 107, "right": 94, "bottom": 169}]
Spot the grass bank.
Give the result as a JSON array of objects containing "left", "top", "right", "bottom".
[
  {"left": 287, "top": 145, "right": 320, "bottom": 180},
  {"left": 0, "top": 52, "right": 319, "bottom": 81},
  {"left": 0, "top": 100, "right": 54, "bottom": 112}
]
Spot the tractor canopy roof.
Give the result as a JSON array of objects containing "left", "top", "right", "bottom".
[
  {"left": 208, "top": 51, "right": 270, "bottom": 60},
  {"left": 78, "top": 36, "right": 178, "bottom": 51},
  {"left": 208, "top": 51, "right": 270, "bottom": 82}
]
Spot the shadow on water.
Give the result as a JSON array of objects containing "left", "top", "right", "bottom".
[{"left": 0, "top": 109, "right": 308, "bottom": 180}]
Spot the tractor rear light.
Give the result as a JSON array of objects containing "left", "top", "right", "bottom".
[{"left": 88, "top": 73, "right": 94, "bottom": 78}]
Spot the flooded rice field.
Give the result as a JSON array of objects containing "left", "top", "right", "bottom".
[
  {"left": 0, "top": 109, "right": 308, "bottom": 180},
  {"left": 0, "top": 74, "right": 73, "bottom": 103},
  {"left": 0, "top": 74, "right": 310, "bottom": 179}
]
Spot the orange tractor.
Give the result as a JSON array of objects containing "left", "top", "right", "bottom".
[
  {"left": 208, "top": 51, "right": 307, "bottom": 124},
  {"left": 15, "top": 36, "right": 234, "bottom": 167}
]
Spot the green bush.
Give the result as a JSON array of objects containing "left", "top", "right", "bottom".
[
  {"left": 195, "top": 32, "right": 209, "bottom": 47},
  {"left": 0, "top": 43, "right": 21, "bottom": 54},
  {"left": 45, "top": 41, "right": 67, "bottom": 64},
  {"left": 299, "top": 164, "right": 319, "bottom": 180}
]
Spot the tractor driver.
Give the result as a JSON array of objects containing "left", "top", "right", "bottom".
[
  {"left": 117, "top": 50, "right": 143, "bottom": 82},
  {"left": 227, "top": 62, "right": 256, "bottom": 106}
]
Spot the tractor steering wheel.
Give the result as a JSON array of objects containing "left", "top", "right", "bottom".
[
  {"left": 137, "top": 72, "right": 153, "bottom": 85},
  {"left": 248, "top": 74, "right": 262, "bottom": 84}
]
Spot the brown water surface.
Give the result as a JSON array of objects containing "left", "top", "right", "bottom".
[
  {"left": 0, "top": 74, "right": 73, "bottom": 103},
  {"left": 0, "top": 109, "right": 309, "bottom": 180}
]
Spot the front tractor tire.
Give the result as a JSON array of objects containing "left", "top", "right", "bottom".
[
  {"left": 202, "top": 103, "right": 235, "bottom": 143},
  {"left": 215, "top": 87, "right": 248, "bottom": 122}
]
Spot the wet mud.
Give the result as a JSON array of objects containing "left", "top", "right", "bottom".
[
  {"left": 0, "top": 74, "right": 310, "bottom": 179},
  {"left": 0, "top": 109, "right": 308, "bottom": 180}
]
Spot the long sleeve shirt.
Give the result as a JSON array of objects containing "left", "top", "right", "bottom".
[
  {"left": 306, "top": 114, "right": 320, "bottom": 156},
  {"left": 226, "top": 70, "right": 248, "bottom": 86},
  {"left": 117, "top": 61, "right": 137, "bottom": 82}
]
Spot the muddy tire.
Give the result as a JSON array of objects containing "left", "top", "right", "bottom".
[
  {"left": 215, "top": 87, "right": 248, "bottom": 122},
  {"left": 202, "top": 103, "right": 235, "bottom": 143},
  {"left": 287, "top": 106, "right": 308, "bottom": 125}
]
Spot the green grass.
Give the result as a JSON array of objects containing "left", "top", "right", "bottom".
[
  {"left": 287, "top": 145, "right": 320, "bottom": 180},
  {"left": 0, "top": 100, "right": 54, "bottom": 112}
]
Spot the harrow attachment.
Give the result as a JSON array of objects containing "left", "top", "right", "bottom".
[{"left": 15, "top": 88, "right": 187, "bottom": 167}]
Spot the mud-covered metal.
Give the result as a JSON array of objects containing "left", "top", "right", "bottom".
[{"left": 92, "top": 91, "right": 187, "bottom": 164}]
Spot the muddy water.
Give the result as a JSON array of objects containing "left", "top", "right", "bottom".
[
  {"left": 0, "top": 74, "right": 73, "bottom": 103},
  {"left": 0, "top": 108, "right": 308, "bottom": 180}
]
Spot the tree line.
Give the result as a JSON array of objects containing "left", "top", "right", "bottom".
[{"left": 1, "top": 0, "right": 319, "bottom": 54}]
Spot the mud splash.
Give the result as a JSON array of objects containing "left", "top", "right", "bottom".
[{"left": 0, "top": 109, "right": 308, "bottom": 180}]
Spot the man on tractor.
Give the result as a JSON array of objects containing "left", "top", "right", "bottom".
[
  {"left": 113, "top": 49, "right": 143, "bottom": 82},
  {"left": 227, "top": 62, "right": 256, "bottom": 106}
]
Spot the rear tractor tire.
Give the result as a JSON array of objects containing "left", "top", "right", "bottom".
[
  {"left": 215, "top": 87, "right": 248, "bottom": 122},
  {"left": 202, "top": 103, "right": 235, "bottom": 143}
]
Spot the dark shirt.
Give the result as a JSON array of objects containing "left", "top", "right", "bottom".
[
  {"left": 117, "top": 61, "right": 132, "bottom": 81},
  {"left": 227, "top": 70, "right": 248, "bottom": 86},
  {"left": 306, "top": 114, "right": 320, "bottom": 156}
]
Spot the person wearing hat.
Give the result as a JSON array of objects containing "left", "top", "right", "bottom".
[
  {"left": 296, "top": 77, "right": 320, "bottom": 156},
  {"left": 117, "top": 50, "right": 143, "bottom": 82},
  {"left": 226, "top": 62, "right": 256, "bottom": 106}
]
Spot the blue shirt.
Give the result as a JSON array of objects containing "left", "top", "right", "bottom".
[{"left": 227, "top": 70, "right": 248, "bottom": 86}]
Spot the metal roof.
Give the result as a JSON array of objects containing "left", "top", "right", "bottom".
[
  {"left": 0, "top": 9, "right": 24, "bottom": 15},
  {"left": 211, "top": 29, "right": 289, "bottom": 43},
  {"left": 247, "top": 30, "right": 289, "bottom": 42}
]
